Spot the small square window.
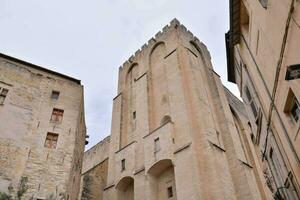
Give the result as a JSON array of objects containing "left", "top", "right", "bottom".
[
  {"left": 167, "top": 186, "right": 173, "bottom": 198},
  {"left": 44, "top": 132, "right": 59, "bottom": 149},
  {"left": 50, "top": 108, "right": 64, "bottom": 123},
  {"left": 0, "top": 88, "right": 9, "bottom": 105},
  {"left": 121, "top": 159, "right": 126, "bottom": 171},
  {"left": 51, "top": 90, "right": 60, "bottom": 100}
]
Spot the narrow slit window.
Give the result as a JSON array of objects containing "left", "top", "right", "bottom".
[
  {"left": 51, "top": 108, "right": 64, "bottom": 123},
  {"left": 167, "top": 186, "right": 173, "bottom": 198},
  {"left": 0, "top": 88, "right": 9, "bottom": 105},
  {"left": 121, "top": 159, "right": 126, "bottom": 171},
  {"left": 154, "top": 138, "right": 160, "bottom": 153},
  {"left": 133, "top": 111, "right": 136, "bottom": 119},
  {"left": 44, "top": 132, "right": 59, "bottom": 149}
]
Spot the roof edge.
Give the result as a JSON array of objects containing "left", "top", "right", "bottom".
[{"left": 0, "top": 53, "right": 81, "bottom": 85}]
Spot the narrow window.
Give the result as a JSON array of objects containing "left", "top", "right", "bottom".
[
  {"left": 51, "top": 90, "right": 60, "bottom": 100},
  {"left": 133, "top": 111, "right": 136, "bottom": 119},
  {"left": 50, "top": 108, "right": 64, "bottom": 123},
  {"left": 245, "top": 86, "right": 258, "bottom": 118},
  {"left": 44, "top": 132, "right": 59, "bottom": 149},
  {"left": 167, "top": 186, "right": 173, "bottom": 198},
  {"left": 121, "top": 159, "right": 126, "bottom": 171},
  {"left": 0, "top": 88, "right": 9, "bottom": 105},
  {"left": 284, "top": 89, "right": 300, "bottom": 123},
  {"left": 154, "top": 138, "right": 160, "bottom": 153},
  {"left": 290, "top": 98, "right": 300, "bottom": 122}
]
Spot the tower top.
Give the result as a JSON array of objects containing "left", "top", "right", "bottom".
[{"left": 119, "top": 18, "right": 201, "bottom": 70}]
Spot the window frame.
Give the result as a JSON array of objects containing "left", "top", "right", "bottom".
[
  {"left": 44, "top": 132, "right": 59, "bottom": 149},
  {"left": 50, "top": 108, "right": 64, "bottom": 123},
  {"left": 0, "top": 87, "right": 9, "bottom": 105},
  {"left": 51, "top": 90, "right": 60, "bottom": 100}
]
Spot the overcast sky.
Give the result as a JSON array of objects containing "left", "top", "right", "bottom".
[{"left": 0, "top": 0, "right": 239, "bottom": 150}]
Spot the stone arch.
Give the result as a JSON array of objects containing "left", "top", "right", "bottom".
[
  {"left": 116, "top": 176, "right": 134, "bottom": 200},
  {"left": 120, "top": 63, "right": 139, "bottom": 148},
  {"left": 160, "top": 115, "right": 171, "bottom": 125},
  {"left": 125, "top": 63, "right": 139, "bottom": 85},
  {"left": 147, "top": 159, "right": 177, "bottom": 200},
  {"left": 148, "top": 42, "right": 170, "bottom": 131}
]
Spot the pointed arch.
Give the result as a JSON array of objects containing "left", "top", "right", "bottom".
[
  {"left": 147, "top": 159, "right": 177, "bottom": 199},
  {"left": 120, "top": 63, "right": 139, "bottom": 148},
  {"left": 116, "top": 176, "right": 134, "bottom": 200},
  {"left": 148, "top": 41, "right": 170, "bottom": 131}
]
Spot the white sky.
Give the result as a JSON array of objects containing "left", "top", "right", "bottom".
[{"left": 0, "top": 0, "right": 240, "bottom": 150}]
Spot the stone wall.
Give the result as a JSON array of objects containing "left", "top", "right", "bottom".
[
  {"left": 79, "top": 136, "right": 110, "bottom": 200},
  {"left": 0, "top": 55, "right": 86, "bottom": 199}
]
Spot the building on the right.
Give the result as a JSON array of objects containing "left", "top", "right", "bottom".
[{"left": 226, "top": 0, "right": 300, "bottom": 199}]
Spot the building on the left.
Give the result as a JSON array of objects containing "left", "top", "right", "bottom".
[{"left": 0, "top": 53, "right": 87, "bottom": 200}]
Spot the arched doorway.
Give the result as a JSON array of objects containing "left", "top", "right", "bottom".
[
  {"left": 148, "top": 159, "right": 177, "bottom": 200},
  {"left": 116, "top": 176, "right": 134, "bottom": 200}
]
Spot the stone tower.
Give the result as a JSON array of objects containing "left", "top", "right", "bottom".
[{"left": 101, "top": 19, "right": 264, "bottom": 200}]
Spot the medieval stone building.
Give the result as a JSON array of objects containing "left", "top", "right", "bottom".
[
  {"left": 80, "top": 19, "right": 269, "bottom": 200},
  {"left": 0, "top": 54, "right": 86, "bottom": 199},
  {"left": 226, "top": 0, "right": 300, "bottom": 199}
]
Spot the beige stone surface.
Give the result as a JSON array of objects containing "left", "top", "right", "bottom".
[
  {"left": 0, "top": 55, "right": 86, "bottom": 199},
  {"left": 81, "top": 19, "right": 266, "bottom": 200},
  {"left": 227, "top": 0, "right": 300, "bottom": 199}
]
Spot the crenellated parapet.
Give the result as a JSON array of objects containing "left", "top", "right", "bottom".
[{"left": 118, "top": 18, "right": 204, "bottom": 71}]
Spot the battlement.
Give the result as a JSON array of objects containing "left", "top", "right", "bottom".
[{"left": 119, "top": 18, "right": 201, "bottom": 70}]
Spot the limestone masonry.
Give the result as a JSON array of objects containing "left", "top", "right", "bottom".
[
  {"left": 1, "top": 0, "right": 300, "bottom": 199},
  {"left": 79, "top": 19, "right": 269, "bottom": 200},
  {"left": 0, "top": 54, "right": 86, "bottom": 199}
]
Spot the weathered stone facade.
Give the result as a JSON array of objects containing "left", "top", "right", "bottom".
[
  {"left": 0, "top": 54, "right": 86, "bottom": 199},
  {"left": 80, "top": 19, "right": 268, "bottom": 200},
  {"left": 79, "top": 136, "right": 110, "bottom": 200},
  {"left": 226, "top": 0, "right": 300, "bottom": 199}
]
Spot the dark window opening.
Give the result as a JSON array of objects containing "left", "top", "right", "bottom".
[
  {"left": 154, "top": 138, "right": 160, "bottom": 153},
  {"left": 167, "top": 186, "right": 173, "bottom": 198},
  {"left": 0, "top": 88, "right": 9, "bottom": 104},
  {"left": 44, "top": 132, "right": 59, "bottom": 149},
  {"left": 51, "top": 108, "right": 64, "bottom": 123},
  {"left": 284, "top": 90, "right": 300, "bottom": 123},
  {"left": 285, "top": 64, "right": 300, "bottom": 80},
  {"left": 133, "top": 111, "right": 136, "bottom": 119},
  {"left": 290, "top": 98, "right": 300, "bottom": 122},
  {"left": 121, "top": 159, "right": 126, "bottom": 171},
  {"left": 51, "top": 90, "right": 60, "bottom": 100}
]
